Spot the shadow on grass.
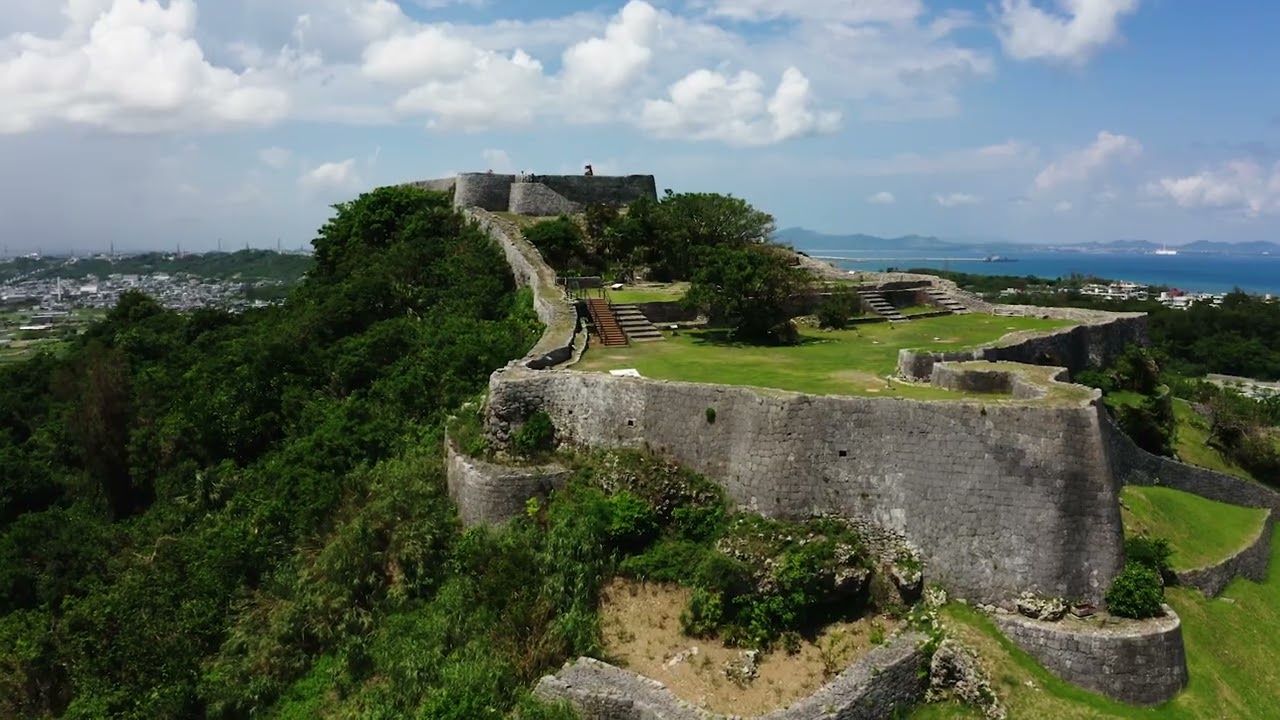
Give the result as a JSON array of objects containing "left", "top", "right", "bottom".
[{"left": 684, "top": 328, "right": 839, "bottom": 349}]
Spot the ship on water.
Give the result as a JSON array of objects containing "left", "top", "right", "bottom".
[{"left": 1154, "top": 243, "right": 1178, "bottom": 256}]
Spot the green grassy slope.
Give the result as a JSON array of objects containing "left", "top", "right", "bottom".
[
  {"left": 1120, "top": 486, "right": 1268, "bottom": 570},
  {"left": 575, "top": 314, "right": 1074, "bottom": 399}
]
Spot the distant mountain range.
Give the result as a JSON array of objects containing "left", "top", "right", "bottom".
[{"left": 776, "top": 227, "right": 1280, "bottom": 256}]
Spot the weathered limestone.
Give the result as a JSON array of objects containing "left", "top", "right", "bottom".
[
  {"left": 992, "top": 607, "right": 1188, "bottom": 706},
  {"left": 534, "top": 632, "right": 928, "bottom": 720},
  {"left": 486, "top": 368, "right": 1127, "bottom": 604},
  {"left": 930, "top": 362, "right": 1078, "bottom": 401},
  {"left": 445, "top": 436, "right": 571, "bottom": 526},
  {"left": 442, "top": 172, "right": 657, "bottom": 214}
]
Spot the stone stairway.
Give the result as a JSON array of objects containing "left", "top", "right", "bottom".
[
  {"left": 923, "top": 287, "right": 971, "bottom": 315},
  {"left": 585, "top": 298, "right": 628, "bottom": 347},
  {"left": 859, "top": 291, "right": 909, "bottom": 322},
  {"left": 613, "top": 304, "right": 665, "bottom": 342}
]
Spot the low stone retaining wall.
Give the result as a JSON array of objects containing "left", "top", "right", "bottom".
[
  {"left": 897, "top": 310, "right": 1148, "bottom": 380},
  {"left": 465, "top": 208, "right": 581, "bottom": 369},
  {"left": 991, "top": 607, "right": 1187, "bottom": 706},
  {"left": 1175, "top": 511, "right": 1275, "bottom": 596},
  {"left": 930, "top": 363, "right": 1074, "bottom": 401},
  {"left": 534, "top": 632, "right": 927, "bottom": 720},
  {"left": 444, "top": 436, "right": 572, "bottom": 526}
]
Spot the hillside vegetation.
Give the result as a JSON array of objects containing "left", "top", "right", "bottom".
[{"left": 0, "top": 249, "right": 313, "bottom": 284}]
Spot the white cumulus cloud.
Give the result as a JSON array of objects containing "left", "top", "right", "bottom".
[
  {"left": 481, "top": 148, "right": 514, "bottom": 172},
  {"left": 0, "top": 0, "right": 289, "bottom": 135},
  {"left": 560, "top": 1, "right": 658, "bottom": 100},
  {"left": 867, "top": 191, "right": 896, "bottom": 205},
  {"left": 300, "top": 159, "right": 361, "bottom": 196},
  {"left": 708, "top": 0, "right": 925, "bottom": 24},
  {"left": 935, "top": 192, "right": 981, "bottom": 207},
  {"left": 996, "top": 0, "right": 1140, "bottom": 65},
  {"left": 1034, "top": 130, "right": 1141, "bottom": 191},
  {"left": 640, "top": 66, "right": 840, "bottom": 145},
  {"left": 1152, "top": 160, "right": 1280, "bottom": 218}
]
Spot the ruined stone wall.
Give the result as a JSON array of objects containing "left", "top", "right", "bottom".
[
  {"left": 455, "top": 173, "right": 518, "bottom": 211},
  {"left": 486, "top": 369, "right": 1126, "bottom": 604},
  {"left": 533, "top": 632, "right": 927, "bottom": 720},
  {"left": 991, "top": 607, "right": 1188, "bottom": 705},
  {"left": 898, "top": 313, "right": 1149, "bottom": 380},
  {"left": 464, "top": 209, "right": 580, "bottom": 368},
  {"left": 929, "top": 364, "right": 1068, "bottom": 400},
  {"left": 445, "top": 436, "right": 571, "bottom": 526},
  {"left": 509, "top": 182, "right": 582, "bottom": 216}
]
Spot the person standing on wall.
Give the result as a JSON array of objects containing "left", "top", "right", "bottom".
[{"left": 584, "top": 164, "right": 594, "bottom": 176}]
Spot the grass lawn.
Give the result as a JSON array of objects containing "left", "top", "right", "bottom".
[
  {"left": 1120, "top": 485, "right": 1268, "bottom": 570},
  {"left": 912, "top": 534, "right": 1280, "bottom": 719},
  {"left": 606, "top": 283, "right": 690, "bottom": 304},
  {"left": 576, "top": 314, "right": 1075, "bottom": 399}
]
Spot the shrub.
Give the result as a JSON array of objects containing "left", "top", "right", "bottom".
[
  {"left": 1105, "top": 563, "right": 1165, "bottom": 619},
  {"left": 618, "top": 540, "right": 709, "bottom": 583},
  {"left": 705, "top": 407, "right": 716, "bottom": 424},
  {"left": 680, "top": 588, "right": 724, "bottom": 637},
  {"left": 511, "top": 411, "right": 555, "bottom": 458},
  {"left": 1124, "top": 536, "right": 1173, "bottom": 578},
  {"left": 672, "top": 502, "right": 725, "bottom": 542},
  {"left": 604, "top": 491, "right": 659, "bottom": 552},
  {"left": 815, "top": 288, "right": 859, "bottom": 330}
]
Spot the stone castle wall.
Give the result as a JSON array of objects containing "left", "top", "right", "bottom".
[
  {"left": 898, "top": 311, "right": 1148, "bottom": 380},
  {"left": 464, "top": 208, "right": 580, "bottom": 368},
  {"left": 485, "top": 368, "right": 1127, "bottom": 604},
  {"left": 1175, "top": 513, "right": 1274, "bottom": 597},
  {"left": 991, "top": 607, "right": 1188, "bottom": 705},
  {"left": 445, "top": 436, "right": 571, "bottom": 526},
  {"left": 446, "top": 172, "right": 657, "bottom": 214},
  {"left": 534, "top": 632, "right": 927, "bottom": 720}
]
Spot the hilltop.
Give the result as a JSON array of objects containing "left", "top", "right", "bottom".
[{"left": 0, "top": 249, "right": 313, "bottom": 284}]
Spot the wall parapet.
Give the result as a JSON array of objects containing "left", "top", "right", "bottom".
[
  {"left": 533, "top": 631, "right": 927, "bottom": 720},
  {"left": 897, "top": 311, "right": 1149, "bottom": 380},
  {"left": 465, "top": 208, "right": 580, "bottom": 369},
  {"left": 444, "top": 435, "right": 571, "bottom": 526},
  {"left": 991, "top": 606, "right": 1188, "bottom": 706},
  {"left": 486, "top": 367, "right": 1126, "bottom": 604}
]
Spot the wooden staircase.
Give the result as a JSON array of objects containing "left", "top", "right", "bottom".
[{"left": 586, "top": 298, "right": 629, "bottom": 347}]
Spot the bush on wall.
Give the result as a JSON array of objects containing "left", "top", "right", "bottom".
[{"left": 1105, "top": 562, "right": 1165, "bottom": 619}]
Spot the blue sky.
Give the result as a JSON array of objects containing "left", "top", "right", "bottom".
[{"left": 1, "top": 0, "right": 1278, "bottom": 253}]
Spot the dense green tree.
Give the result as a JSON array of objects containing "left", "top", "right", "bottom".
[
  {"left": 647, "top": 191, "right": 776, "bottom": 281},
  {"left": 684, "top": 244, "right": 807, "bottom": 344}
]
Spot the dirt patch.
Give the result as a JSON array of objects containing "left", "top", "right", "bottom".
[{"left": 599, "top": 579, "right": 900, "bottom": 716}]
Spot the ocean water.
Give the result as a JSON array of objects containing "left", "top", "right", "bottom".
[{"left": 819, "top": 251, "right": 1280, "bottom": 295}]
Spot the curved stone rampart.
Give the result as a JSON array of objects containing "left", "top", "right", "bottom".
[
  {"left": 445, "top": 435, "right": 571, "bottom": 526},
  {"left": 510, "top": 182, "right": 581, "bottom": 216},
  {"left": 930, "top": 363, "right": 1078, "bottom": 401},
  {"left": 1175, "top": 512, "right": 1274, "bottom": 596},
  {"left": 408, "top": 177, "right": 457, "bottom": 193},
  {"left": 1103, "top": 411, "right": 1280, "bottom": 511},
  {"left": 897, "top": 311, "right": 1148, "bottom": 380},
  {"left": 537, "top": 174, "right": 658, "bottom": 208},
  {"left": 534, "top": 632, "right": 927, "bottom": 720},
  {"left": 486, "top": 368, "right": 1126, "bottom": 604},
  {"left": 456, "top": 173, "right": 518, "bottom": 211},
  {"left": 991, "top": 606, "right": 1188, "bottom": 706},
  {"left": 465, "top": 208, "right": 580, "bottom": 368}
]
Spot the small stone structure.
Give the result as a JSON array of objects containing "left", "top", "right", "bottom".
[
  {"left": 991, "top": 607, "right": 1188, "bottom": 706},
  {"left": 534, "top": 632, "right": 928, "bottom": 720},
  {"left": 444, "top": 436, "right": 571, "bottom": 526},
  {"left": 930, "top": 362, "right": 1077, "bottom": 400}
]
